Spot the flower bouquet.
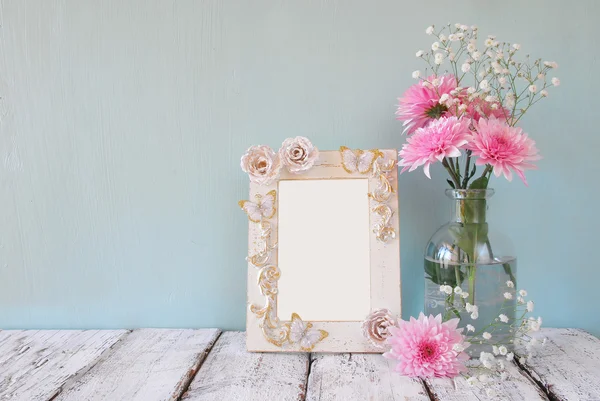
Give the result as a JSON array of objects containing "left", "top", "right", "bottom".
[{"left": 396, "top": 23, "right": 558, "bottom": 350}]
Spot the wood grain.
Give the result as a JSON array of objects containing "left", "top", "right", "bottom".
[
  {"left": 424, "top": 361, "right": 548, "bottom": 401},
  {"left": 516, "top": 328, "right": 600, "bottom": 401},
  {"left": 306, "top": 353, "right": 430, "bottom": 401},
  {"left": 182, "top": 331, "right": 309, "bottom": 401},
  {"left": 0, "top": 330, "right": 128, "bottom": 401},
  {"left": 54, "top": 329, "right": 221, "bottom": 401}
]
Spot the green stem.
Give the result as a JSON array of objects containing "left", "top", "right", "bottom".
[{"left": 442, "top": 158, "right": 461, "bottom": 188}]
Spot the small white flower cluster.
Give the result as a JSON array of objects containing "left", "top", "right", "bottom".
[
  {"left": 414, "top": 23, "right": 560, "bottom": 126},
  {"left": 438, "top": 277, "right": 546, "bottom": 394}
]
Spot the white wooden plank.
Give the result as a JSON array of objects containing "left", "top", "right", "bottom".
[
  {"left": 425, "top": 360, "right": 548, "bottom": 401},
  {"left": 54, "top": 329, "right": 221, "bottom": 401},
  {"left": 0, "top": 329, "right": 128, "bottom": 401},
  {"left": 516, "top": 328, "right": 600, "bottom": 401},
  {"left": 182, "top": 331, "right": 309, "bottom": 401},
  {"left": 306, "top": 353, "right": 430, "bottom": 401}
]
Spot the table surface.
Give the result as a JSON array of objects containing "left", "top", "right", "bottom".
[{"left": 0, "top": 328, "right": 598, "bottom": 401}]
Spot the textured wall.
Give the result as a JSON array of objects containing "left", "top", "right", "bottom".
[{"left": 0, "top": 0, "right": 598, "bottom": 335}]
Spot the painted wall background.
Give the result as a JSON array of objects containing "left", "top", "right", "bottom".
[{"left": 0, "top": 0, "right": 598, "bottom": 336}]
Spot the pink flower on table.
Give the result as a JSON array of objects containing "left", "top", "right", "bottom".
[
  {"left": 468, "top": 118, "right": 541, "bottom": 185},
  {"left": 396, "top": 74, "right": 458, "bottom": 134},
  {"left": 384, "top": 313, "right": 469, "bottom": 378},
  {"left": 398, "top": 116, "right": 471, "bottom": 178}
]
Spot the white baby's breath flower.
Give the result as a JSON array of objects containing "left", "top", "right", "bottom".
[
  {"left": 498, "top": 77, "right": 507, "bottom": 85},
  {"left": 448, "top": 34, "right": 458, "bottom": 41},
  {"left": 552, "top": 77, "right": 560, "bottom": 86},
  {"left": 506, "top": 280, "right": 514, "bottom": 288},
  {"left": 544, "top": 61, "right": 558, "bottom": 68},
  {"left": 467, "top": 43, "right": 476, "bottom": 53},
  {"left": 517, "top": 296, "right": 525, "bottom": 304},
  {"left": 506, "top": 352, "right": 514, "bottom": 361},
  {"left": 439, "top": 34, "right": 447, "bottom": 42},
  {"left": 479, "top": 79, "right": 489, "bottom": 91},
  {"left": 453, "top": 343, "right": 465, "bottom": 352},
  {"left": 499, "top": 346, "right": 508, "bottom": 355},
  {"left": 527, "top": 301, "right": 535, "bottom": 312},
  {"left": 519, "top": 289, "right": 528, "bottom": 297},
  {"left": 528, "top": 85, "right": 537, "bottom": 93},
  {"left": 485, "top": 95, "right": 495, "bottom": 102},
  {"left": 457, "top": 32, "right": 465, "bottom": 39},
  {"left": 486, "top": 50, "right": 494, "bottom": 58},
  {"left": 412, "top": 70, "right": 421, "bottom": 79},
  {"left": 485, "top": 38, "right": 494, "bottom": 47},
  {"left": 458, "top": 104, "right": 468, "bottom": 112},
  {"left": 461, "top": 291, "right": 469, "bottom": 299},
  {"left": 472, "top": 51, "right": 481, "bottom": 61},
  {"left": 431, "top": 41, "right": 440, "bottom": 51},
  {"left": 416, "top": 50, "right": 424, "bottom": 57},
  {"left": 491, "top": 103, "right": 498, "bottom": 109},
  {"left": 449, "top": 52, "right": 456, "bottom": 61},
  {"left": 471, "top": 25, "right": 478, "bottom": 31},
  {"left": 454, "top": 286, "right": 463, "bottom": 295},
  {"left": 519, "top": 357, "right": 526, "bottom": 364},
  {"left": 471, "top": 311, "right": 479, "bottom": 320},
  {"left": 467, "top": 86, "right": 476, "bottom": 94},
  {"left": 495, "top": 51, "right": 504, "bottom": 60},
  {"left": 538, "top": 73, "right": 546, "bottom": 80},
  {"left": 434, "top": 53, "right": 444, "bottom": 65},
  {"left": 426, "top": 26, "right": 434, "bottom": 35},
  {"left": 541, "top": 90, "right": 549, "bottom": 97},
  {"left": 499, "top": 314, "right": 509, "bottom": 323},
  {"left": 439, "top": 93, "right": 450, "bottom": 104},
  {"left": 461, "top": 63, "right": 471, "bottom": 73},
  {"left": 466, "top": 324, "right": 475, "bottom": 332},
  {"left": 513, "top": 43, "right": 521, "bottom": 50},
  {"left": 431, "top": 78, "right": 441, "bottom": 87},
  {"left": 478, "top": 374, "right": 490, "bottom": 383},
  {"left": 492, "top": 345, "right": 500, "bottom": 355},
  {"left": 483, "top": 332, "right": 492, "bottom": 340},
  {"left": 465, "top": 303, "right": 474, "bottom": 313},
  {"left": 504, "top": 292, "right": 513, "bottom": 300},
  {"left": 502, "top": 68, "right": 510, "bottom": 74}
]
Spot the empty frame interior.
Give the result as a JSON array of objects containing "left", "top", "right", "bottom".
[{"left": 277, "top": 179, "right": 371, "bottom": 321}]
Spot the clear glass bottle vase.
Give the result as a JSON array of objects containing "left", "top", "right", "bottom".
[{"left": 424, "top": 189, "right": 517, "bottom": 355}]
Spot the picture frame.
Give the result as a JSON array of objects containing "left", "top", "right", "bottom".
[{"left": 239, "top": 139, "right": 401, "bottom": 353}]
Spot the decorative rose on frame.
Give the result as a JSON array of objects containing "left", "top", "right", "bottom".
[
  {"left": 362, "top": 308, "right": 397, "bottom": 349},
  {"left": 279, "top": 136, "right": 319, "bottom": 173},
  {"left": 240, "top": 145, "right": 282, "bottom": 185}
]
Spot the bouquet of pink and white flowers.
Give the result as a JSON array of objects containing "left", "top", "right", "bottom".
[{"left": 397, "top": 23, "right": 559, "bottom": 188}]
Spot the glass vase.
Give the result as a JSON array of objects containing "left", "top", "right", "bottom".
[{"left": 424, "top": 189, "right": 517, "bottom": 356}]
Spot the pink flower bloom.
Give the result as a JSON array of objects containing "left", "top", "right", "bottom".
[
  {"left": 398, "top": 116, "right": 471, "bottom": 178},
  {"left": 468, "top": 118, "right": 541, "bottom": 185},
  {"left": 384, "top": 313, "right": 469, "bottom": 378},
  {"left": 396, "top": 74, "right": 458, "bottom": 134}
]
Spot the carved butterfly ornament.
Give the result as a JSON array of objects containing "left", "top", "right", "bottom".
[
  {"left": 286, "top": 313, "right": 329, "bottom": 352},
  {"left": 238, "top": 190, "right": 277, "bottom": 223},
  {"left": 340, "top": 146, "right": 383, "bottom": 175}
]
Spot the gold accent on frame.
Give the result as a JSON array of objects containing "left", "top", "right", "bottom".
[
  {"left": 339, "top": 147, "right": 397, "bottom": 243},
  {"left": 242, "top": 189, "right": 329, "bottom": 351}
]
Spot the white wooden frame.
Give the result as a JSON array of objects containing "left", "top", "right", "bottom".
[{"left": 242, "top": 148, "right": 401, "bottom": 353}]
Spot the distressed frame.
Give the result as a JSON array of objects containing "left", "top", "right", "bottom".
[{"left": 244, "top": 148, "right": 401, "bottom": 353}]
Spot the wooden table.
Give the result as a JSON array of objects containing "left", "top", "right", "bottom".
[{"left": 0, "top": 328, "right": 598, "bottom": 400}]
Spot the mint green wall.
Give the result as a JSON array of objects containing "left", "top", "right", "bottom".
[{"left": 0, "top": 0, "right": 598, "bottom": 336}]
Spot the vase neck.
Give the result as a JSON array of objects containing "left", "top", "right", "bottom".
[{"left": 446, "top": 189, "right": 494, "bottom": 224}]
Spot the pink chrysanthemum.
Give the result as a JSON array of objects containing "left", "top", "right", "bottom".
[
  {"left": 468, "top": 118, "right": 541, "bottom": 185},
  {"left": 396, "top": 75, "right": 458, "bottom": 134},
  {"left": 383, "top": 313, "right": 469, "bottom": 378},
  {"left": 398, "top": 116, "right": 471, "bottom": 178}
]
